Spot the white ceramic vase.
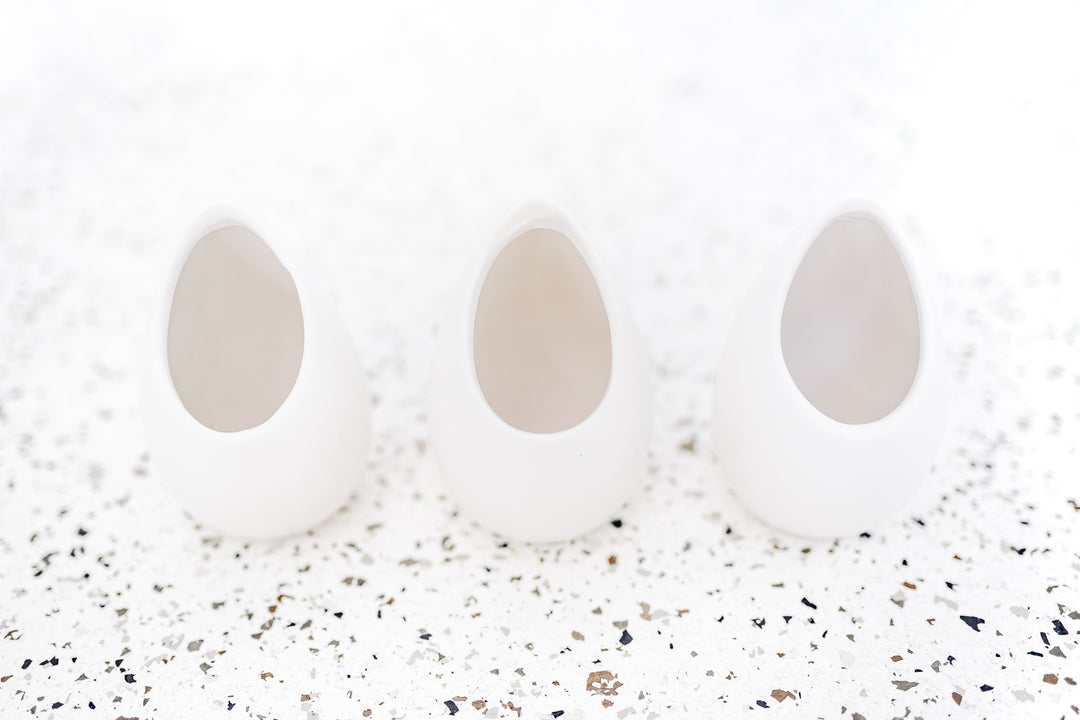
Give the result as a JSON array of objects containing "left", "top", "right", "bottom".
[
  {"left": 140, "top": 209, "right": 371, "bottom": 538},
  {"left": 428, "top": 204, "right": 653, "bottom": 543},
  {"left": 713, "top": 202, "right": 947, "bottom": 538}
]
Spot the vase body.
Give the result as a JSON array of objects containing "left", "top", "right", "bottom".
[
  {"left": 140, "top": 208, "right": 371, "bottom": 538},
  {"left": 713, "top": 202, "right": 947, "bottom": 537},
  {"left": 429, "top": 203, "right": 653, "bottom": 542}
]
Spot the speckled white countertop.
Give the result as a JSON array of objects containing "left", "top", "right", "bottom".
[{"left": 1, "top": 2, "right": 1078, "bottom": 718}]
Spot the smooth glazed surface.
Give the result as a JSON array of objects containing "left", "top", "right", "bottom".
[
  {"left": 430, "top": 209, "right": 651, "bottom": 542},
  {"left": 143, "top": 212, "right": 371, "bottom": 538}
]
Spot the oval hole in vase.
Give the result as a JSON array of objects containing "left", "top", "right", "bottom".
[
  {"left": 781, "top": 215, "right": 920, "bottom": 425},
  {"left": 167, "top": 225, "right": 304, "bottom": 432},
  {"left": 473, "top": 227, "right": 612, "bottom": 433}
]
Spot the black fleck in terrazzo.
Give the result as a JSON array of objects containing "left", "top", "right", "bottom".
[{"left": 2, "top": 4, "right": 1080, "bottom": 719}]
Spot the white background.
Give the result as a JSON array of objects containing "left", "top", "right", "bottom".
[{"left": 1, "top": 1, "right": 1078, "bottom": 718}]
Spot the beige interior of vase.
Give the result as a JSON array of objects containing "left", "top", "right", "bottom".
[
  {"left": 473, "top": 227, "right": 612, "bottom": 433},
  {"left": 781, "top": 215, "right": 920, "bottom": 424},
  {"left": 167, "top": 225, "right": 304, "bottom": 432}
]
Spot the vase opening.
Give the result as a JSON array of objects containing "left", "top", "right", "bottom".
[
  {"left": 167, "top": 224, "right": 304, "bottom": 432},
  {"left": 473, "top": 227, "right": 612, "bottom": 433},
  {"left": 781, "top": 215, "right": 920, "bottom": 425}
]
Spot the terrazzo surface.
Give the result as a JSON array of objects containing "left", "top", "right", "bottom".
[{"left": 1, "top": 2, "right": 1079, "bottom": 717}]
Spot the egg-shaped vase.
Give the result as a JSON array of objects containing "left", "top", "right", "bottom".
[
  {"left": 140, "top": 209, "right": 371, "bottom": 538},
  {"left": 429, "top": 204, "right": 653, "bottom": 543},
  {"left": 713, "top": 202, "right": 947, "bottom": 538}
]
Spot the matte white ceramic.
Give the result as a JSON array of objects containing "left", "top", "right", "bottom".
[
  {"left": 713, "top": 202, "right": 947, "bottom": 538},
  {"left": 140, "top": 209, "right": 371, "bottom": 538},
  {"left": 429, "top": 203, "right": 653, "bottom": 542}
]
